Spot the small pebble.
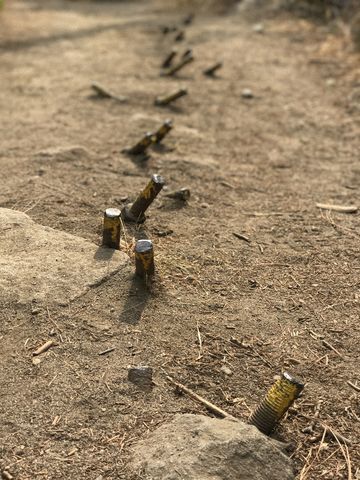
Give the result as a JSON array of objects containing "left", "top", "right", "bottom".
[
  {"left": 220, "top": 365, "right": 233, "bottom": 376},
  {"left": 253, "top": 23, "right": 264, "bottom": 33},
  {"left": 128, "top": 366, "right": 153, "bottom": 389},
  {"left": 200, "top": 202, "right": 210, "bottom": 209},
  {"left": 326, "top": 78, "right": 336, "bottom": 87},
  {"left": 241, "top": 88, "right": 254, "bottom": 99}
]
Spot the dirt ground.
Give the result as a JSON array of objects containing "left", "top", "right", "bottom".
[{"left": 0, "top": 0, "right": 360, "bottom": 479}]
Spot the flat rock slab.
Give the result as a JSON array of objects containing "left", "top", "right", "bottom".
[
  {"left": 0, "top": 208, "right": 129, "bottom": 305},
  {"left": 131, "top": 414, "right": 295, "bottom": 480}
]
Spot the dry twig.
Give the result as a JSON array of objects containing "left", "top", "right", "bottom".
[
  {"left": 33, "top": 340, "right": 56, "bottom": 356},
  {"left": 316, "top": 203, "right": 358, "bottom": 213},
  {"left": 99, "top": 347, "right": 115, "bottom": 356},
  {"left": 232, "top": 232, "right": 251, "bottom": 243},
  {"left": 196, "top": 322, "right": 203, "bottom": 360},
  {"left": 322, "top": 339, "right": 343, "bottom": 358},
  {"left": 165, "top": 374, "right": 236, "bottom": 420},
  {"left": 347, "top": 380, "right": 360, "bottom": 392}
]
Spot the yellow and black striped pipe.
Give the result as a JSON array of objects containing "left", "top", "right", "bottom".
[
  {"left": 135, "top": 239, "right": 155, "bottom": 281},
  {"left": 249, "top": 372, "right": 304, "bottom": 435},
  {"left": 102, "top": 208, "right": 121, "bottom": 250},
  {"left": 122, "top": 174, "right": 165, "bottom": 223}
]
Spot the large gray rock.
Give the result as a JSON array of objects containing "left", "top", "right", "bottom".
[
  {"left": 131, "top": 414, "right": 294, "bottom": 480},
  {"left": 0, "top": 208, "right": 129, "bottom": 305}
]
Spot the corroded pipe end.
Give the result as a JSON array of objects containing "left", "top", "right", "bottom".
[
  {"left": 203, "top": 61, "right": 223, "bottom": 77},
  {"left": 153, "top": 120, "right": 173, "bottom": 144},
  {"left": 121, "top": 204, "right": 146, "bottom": 224},
  {"left": 122, "top": 132, "right": 154, "bottom": 156},
  {"left": 249, "top": 372, "right": 304, "bottom": 435},
  {"left": 135, "top": 239, "right": 155, "bottom": 280},
  {"left": 122, "top": 174, "right": 165, "bottom": 223},
  {"left": 161, "top": 53, "right": 194, "bottom": 77},
  {"left": 102, "top": 208, "right": 121, "bottom": 249},
  {"left": 154, "top": 88, "right": 188, "bottom": 107}
]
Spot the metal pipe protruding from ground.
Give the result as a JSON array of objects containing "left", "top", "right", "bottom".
[
  {"left": 155, "top": 88, "right": 188, "bottom": 107},
  {"left": 175, "top": 30, "right": 185, "bottom": 42},
  {"left": 162, "top": 49, "right": 178, "bottom": 69},
  {"left": 102, "top": 208, "right": 121, "bottom": 249},
  {"left": 152, "top": 120, "right": 173, "bottom": 144},
  {"left": 182, "top": 48, "right": 192, "bottom": 59},
  {"left": 135, "top": 239, "right": 155, "bottom": 280},
  {"left": 122, "top": 174, "right": 165, "bottom": 223},
  {"left": 203, "top": 62, "right": 223, "bottom": 77},
  {"left": 248, "top": 371, "right": 304, "bottom": 435},
  {"left": 161, "top": 52, "right": 194, "bottom": 76},
  {"left": 183, "top": 13, "right": 194, "bottom": 25},
  {"left": 91, "top": 82, "right": 127, "bottom": 103},
  {"left": 122, "top": 132, "right": 154, "bottom": 156}
]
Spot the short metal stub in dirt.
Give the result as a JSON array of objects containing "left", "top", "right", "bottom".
[
  {"left": 249, "top": 371, "right": 304, "bottom": 435},
  {"left": 152, "top": 120, "right": 173, "bottom": 144},
  {"left": 183, "top": 13, "right": 194, "bottom": 25},
  {"left": 203, "top": 62, "right": 223, "bottom": 77},
  {"left": 253, "top": 23, "right": 265, "bottom": 34},
  {"left": 241, "top": 88, "right": 254, "bottom": 99},
  {"left": 102, "top": 208, "right": 121, "bottom": 250},
  {"left": 91, "top": 82, "right": 127, "bottom": 103},
  {"left": 161, "top": 25, "right": 178, "bottom": 35},
  {"left": 128, "top": 365, "right": 153, "bottom": 390},
  {"left": 122, "top": 174, "right": 165, "bottom": 223},
  {"left": 164, "top": 187, "right": 190, "bottom": 202},
  {"left": 161, "top": 52, "right": 194, "bottom": 77},
  {"left": 162, "top": 49, "right": 178, "bottom": 69},
  {"left": 182, "top": 48, "right": 193, "bottom": 59},
  {"left": 122, "top": 132, "right": 154, "bottom": 156},
  {"left": 135, "top": 239, "right": 155, "bottom": 281},
  {"left": 155, "top": 88, "right": 188, "bottom": 107},
  {"left": 175, "top": 30, "right": 185, "bottom": 42}
]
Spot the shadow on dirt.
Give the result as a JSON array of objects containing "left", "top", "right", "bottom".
[
  {"left": 119, "top": 274, "right": 150, "bottom": 325},
  {"left": 94, "top": 245, "right": 116, "bottom": 261},
  {"left": 0, "top": 18, "right": 156, "bottom": 51}
]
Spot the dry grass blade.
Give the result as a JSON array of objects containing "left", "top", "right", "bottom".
[
  {"left": 327, "top": 426, "right": 353, "bottom": 480},
  {"left": 299, "top": 446, "right": 316, "bottom": 480},
  {"left": 316, "top": 203, "right": 358, "bottom": 213},
  {"left": 196, "top": 322, "right": 203, "bottom": 360}
]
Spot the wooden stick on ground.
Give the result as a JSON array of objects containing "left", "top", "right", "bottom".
[
  {"left": 33, "top": 340, "right": 56, "bottom": 356},
  {"left": 165, "top": 374, "right": 236, "bottom": 420},
  {"left": 322, "top": 339, "right": 343, "bottom": 358},
  {"left": 98, "top": 347, "right": 115, "bottom": 356},
  {"left": 347, "top": 380, "right": 360, "bottom": 393},
  {"left": 316, "top": 203, "right": 358, "bottom": 213}
]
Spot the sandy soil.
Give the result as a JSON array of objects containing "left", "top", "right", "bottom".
[{"left": 0, "top": 1, "right": 359, "bottom": 479}]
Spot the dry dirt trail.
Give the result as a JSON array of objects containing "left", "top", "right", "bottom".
[{"left": 0, "top": 1, "right": 359, "bottom": 479}]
